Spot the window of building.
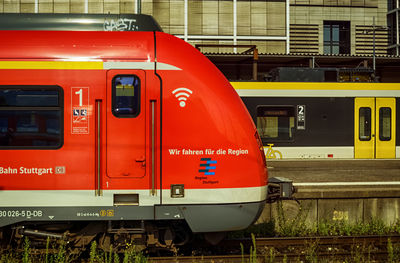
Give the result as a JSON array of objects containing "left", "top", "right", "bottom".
[
  {"left": 379, "top": 107, "right": 391, "bottom": 141},
  {"left": 112, "top": 75, "right": 140, "bottom": 118},
  {"left": 388, "top": 14, "right": 398, "bottom": 55},
  {"left": 292, "top": 0, "right": 377, "bottom": 7},
  {"left": 0, "top": 86, "right": 63, "bottom": 148},
  {"left": 359, "top": 107, "right": 371, "bottom": 141},
  {"left": 388, "top": 0, "right": 397, "bottom": 10},
  {"left": 323, "top": 21, "right": 350, "bottom": 54},
  {"left": 256, "top": 106, "right": 295, "bottom": 143}
]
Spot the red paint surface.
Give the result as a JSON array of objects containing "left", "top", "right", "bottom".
[{"left": 0, "top": 31, "right": 267, "bottom": 192}]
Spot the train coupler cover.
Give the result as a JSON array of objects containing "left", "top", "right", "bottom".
[{"left": 267, "top": 177, "right": 296, "bottom": 203}]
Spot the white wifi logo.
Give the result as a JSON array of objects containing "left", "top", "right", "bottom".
[{"left": 172, "top": 87, "right": 193, "bottom": 108}]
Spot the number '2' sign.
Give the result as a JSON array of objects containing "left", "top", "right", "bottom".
[
  {"left": 297, "top": 105, "right": 306, "bottom": 130},
  {"left": 71, "top": 87, "right": 89, "bottom": 134}
]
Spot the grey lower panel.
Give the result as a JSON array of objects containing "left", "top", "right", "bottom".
[
  {"left": 1, "top": 201, "right": 266, "bottom": 234},
  {"left": 0, "top": 206, "right": 154, "bottom": 228},
  {"left": 156, "top": 201, "right": 266, "bottom": 233}
]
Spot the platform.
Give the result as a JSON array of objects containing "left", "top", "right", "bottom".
[
  {"left": 258, "top": 159, "right": 400, "bottom": 225},
  {"left": 267, "top": 159, "right": 400, "bottom": 199}
]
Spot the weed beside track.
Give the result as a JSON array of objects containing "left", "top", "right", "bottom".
[{"left": 4, "top": 201, "right": 400, "bottom": 262}]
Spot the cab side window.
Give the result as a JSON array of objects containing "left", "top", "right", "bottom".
[
  {"left": 112, "top": 75, "right": 140, "bottom": 118},
  {"left": 0, "top": 86, "right": 63, "bottom": 148}
]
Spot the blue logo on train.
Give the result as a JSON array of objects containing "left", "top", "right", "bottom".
[{"left": 198, "top": 158, "right": 217, "bottom": 175}]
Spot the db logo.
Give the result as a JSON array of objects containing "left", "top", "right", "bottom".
[{"left": 55, "top": 166, "right": 66, "bottom": 174}]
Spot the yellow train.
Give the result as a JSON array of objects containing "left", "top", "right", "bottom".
[{"left": 233, "top": 82, "right": 399, "bottom": 159}]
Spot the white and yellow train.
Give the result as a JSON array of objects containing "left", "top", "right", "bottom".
[{"left": 233, "top": 82, "right": 399, "bottom": 159}]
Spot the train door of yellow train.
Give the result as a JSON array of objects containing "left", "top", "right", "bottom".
[{"left": 354, "top": 98, "right": 396, "bottom": 159}]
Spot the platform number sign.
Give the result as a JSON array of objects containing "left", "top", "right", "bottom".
[
  {"left": 297, "top": 105, "right": 306, "bottom": 130},
  {"left": 71, "top": 87, "right": 89, "bottom": 134}
]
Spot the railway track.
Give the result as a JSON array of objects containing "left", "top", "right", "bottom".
[{"left": 150, "top": 235, "right": 400, "bottom": 262}]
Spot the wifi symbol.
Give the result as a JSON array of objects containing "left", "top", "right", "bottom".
[{"left": 172, "top": 87, "right": 193, "bottom": 108}]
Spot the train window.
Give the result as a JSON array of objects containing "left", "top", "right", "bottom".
[
  {"left": 379, "top": 107, "right": 391, "bottom": 141},
  {"left": 359, "top": 107, "right": 371, "bottom": 141},
  {"left": 0, "top": 86, "right": 63, "bottom": 149},
  {"left": 112, "top": 75, "right": 140, "bottom": 118},
  {"left": 256, "top": 106, "right": 295, "bottom": 142}
]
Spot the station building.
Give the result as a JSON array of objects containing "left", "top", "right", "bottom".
[{"left": 1, "top": 0, "right": 400, "bottom": 81}]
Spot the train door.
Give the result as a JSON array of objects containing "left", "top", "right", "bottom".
[
  {"left": 354, "top": 98, "right": 396, "bottom": 158},
  {"left": 106, "top": 70, "right": 147, "bottom": 178}
]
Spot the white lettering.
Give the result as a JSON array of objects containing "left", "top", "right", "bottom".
[
  {"left": 0, "top": 167, "right": 17, "bottom": 175},
  {"left": 104, "top": 18, "right": 139, "bottom": 31},
  {"left": 0, "top": 167, "right": 54, "bottom": 176},
  {"left": 182, "top": 149, "right": 204, "bottom": 155},
  {"left": 168, "top": 149, "right": 181, "bottom": 155},
  {"left": 167, "top": 148, "right": 250, "bottom": 156},
  {"left": 0, "top": 210, "right": 42, "bottom": 218},
  {"left": 228, "top": 149, "right": 249, "bottom": 156},
  {"left": 20, "top": 167, "right": 53, "bottom": 175}
]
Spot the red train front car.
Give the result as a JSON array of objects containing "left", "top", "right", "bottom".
[{"left": 0, "top": 15, "right": 267, "bottom": 247}]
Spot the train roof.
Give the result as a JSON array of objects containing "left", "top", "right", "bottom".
[{"left": 0, "top": 13, "right": 162, "bottom": 32}]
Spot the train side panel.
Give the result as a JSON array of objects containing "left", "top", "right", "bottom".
[
  {"left": 0, "top": 66, "right": 164, "bottom": 226},
  {"left": 155, "top": 33, "right": 267, "bottom": 232},
  {"left": 0, "top": 31, "right": 268, "bottom": 235},
  {"left": 0, "top": 68, "right": 102, "bottom": 190},
  {"left": 233, "top": 82, "right": 400, "bottom": 159}
]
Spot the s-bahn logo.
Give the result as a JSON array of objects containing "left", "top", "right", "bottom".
[
  {"left": 198, "top": 158, "right": 217, "bottom": 175},
  {"left": 172, "top": 87, "right": 193, "bottom": 108}
]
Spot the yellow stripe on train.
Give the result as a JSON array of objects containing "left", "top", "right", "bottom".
[{"left": 0, "top": 61, "right": 103, "bottom": 70}]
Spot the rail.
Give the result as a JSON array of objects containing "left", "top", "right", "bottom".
[{"left": 150, "top": 235, "right": 400, "bottom": 262}]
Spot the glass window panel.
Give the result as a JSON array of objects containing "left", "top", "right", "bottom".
[
  {"left": 323, "top": 21, "right": 350, "bottom": 55},
  {"left": 0, "top": 118, "right": 7, "bottom": 133},
  {"left": 379, "top": 107, "right": 391, "bottom": 141},
  {"left": 0, "top": 89, "right": 59, "bottom": 107},
  {"left": 46, "top": 118, "right": 61, "bottom": 135},
  {"left": 0, "top": 110, "right": 61, "bottom": 147},
  {"left": 323, "top": 25, "right": 331, "bottom": 41},
  {"left": 112, "top": 75, "right": 140, "bottom": 118},
  {"left": 257, "top": 106, "right": 295, "bottom": 142},
  {"left": 257, "top": 116, "right": 279, "bottom": 138},
  {"left": 290, "top": 117, "right": 295, "bottom": 137},
  {"left": 0, "top": 86, "right": 62, "bottom": 148},
  {"left": 332, "top": 45, "right": 340, "bottom": 54},
  {"left": 323, "top": 45, "right": 331, "bottom": 54},
  {"left": 332, "top": 26, "right": 339, "bottom": 41},
  {"left": 359, "top": 107, "right": 371, "bottom": 141}
]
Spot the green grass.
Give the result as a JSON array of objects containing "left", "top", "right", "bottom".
[
  {"left": 242, "top": 200, "right": 400, "bottom": 238},
  {"left": 0, "top": 238, "right": 148, "bottom": 263}
]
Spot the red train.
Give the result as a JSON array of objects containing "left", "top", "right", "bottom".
[{"left": 0, "top": 15, "right": 267, "bottom": 248}]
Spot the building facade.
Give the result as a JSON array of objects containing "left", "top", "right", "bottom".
[
  {"left": 0, "top": 0, "right": 393, "bottom": 56},
  {"left": 388, "top": 0, "right": 399, "bottom": 55},
  {"left": 290, "top": 0, "right": 388, "bottom": 56}
]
